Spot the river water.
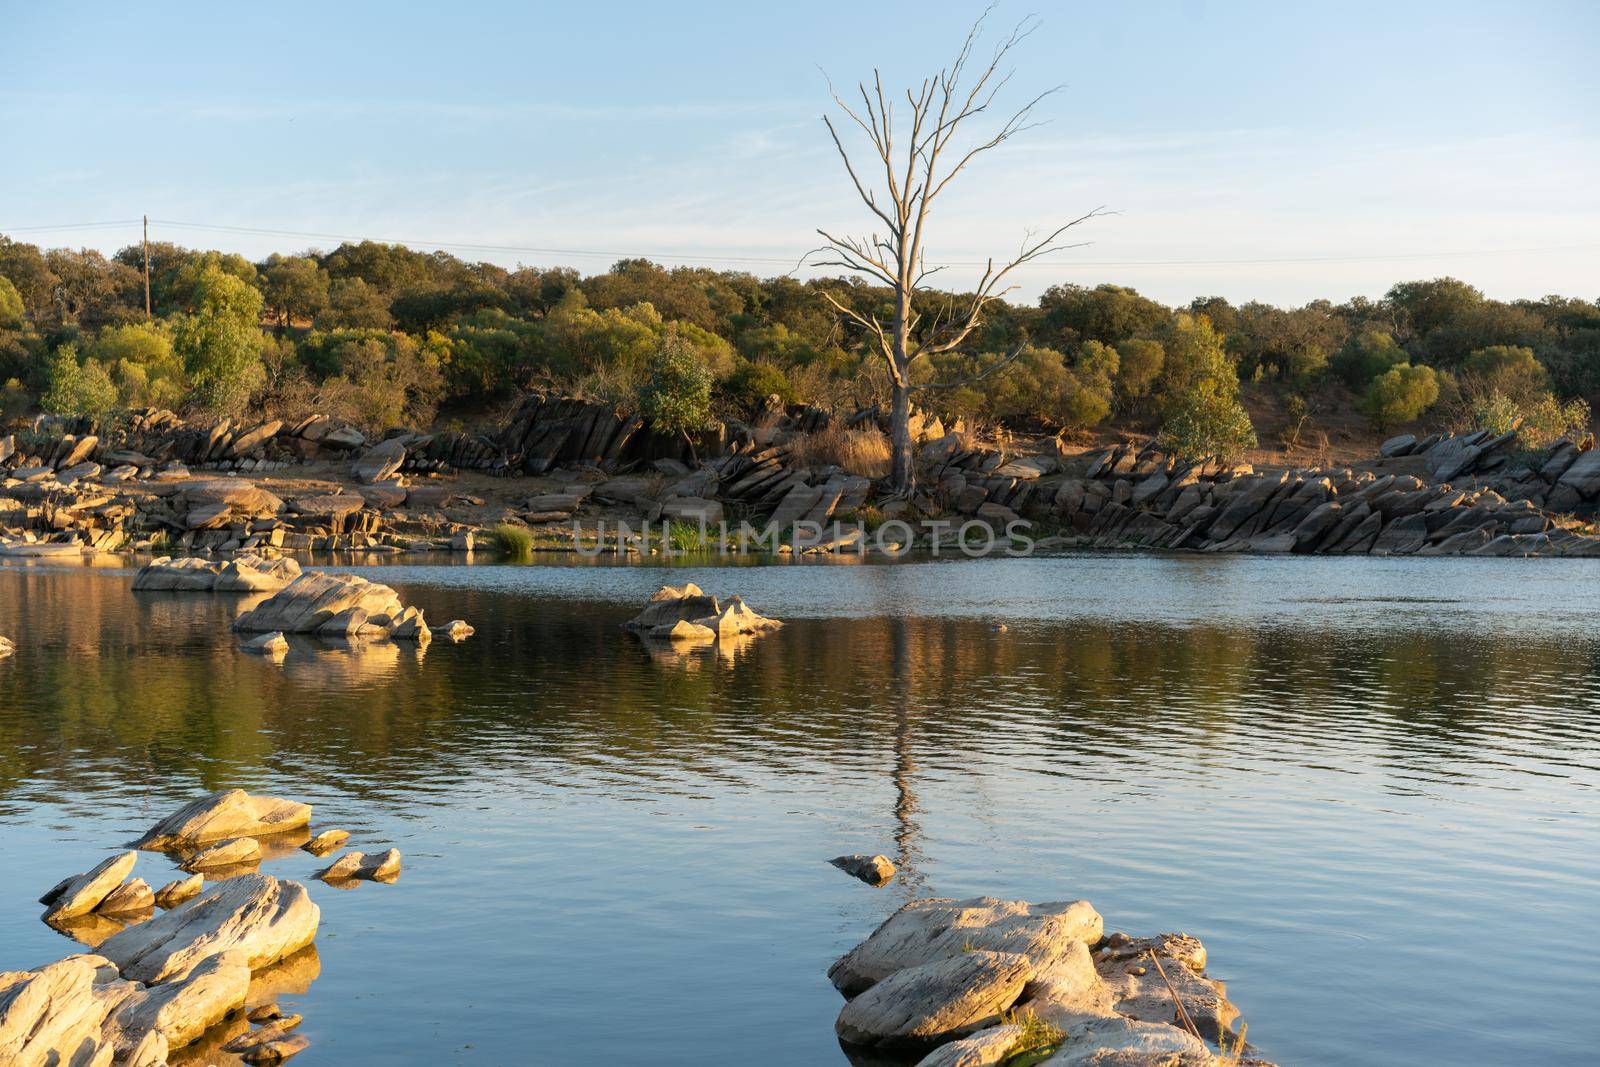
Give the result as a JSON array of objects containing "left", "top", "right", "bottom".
[{"left": 1, "top": 553, "right": 1596, "bottom": 1065}]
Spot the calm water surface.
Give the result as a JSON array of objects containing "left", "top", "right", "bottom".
[{"left": 1, "top": 553, "right": 1597, "bottom": 1066}]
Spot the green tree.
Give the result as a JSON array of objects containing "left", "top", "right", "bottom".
[
  {"left": 1113, "top": 338, "right": 1164, "bottom": 403},
  {"left": 1360, "top": 363, "right": 1439, "bottom": 430},
  {"left": 1159, "top": 381, "right": 1257, "bottom": 461},
  {"left": 1153, "top": 313, "right": 1239, "bottom": 413},
  {"left": 41, "top": 344, "right": 118, "bottom": 417},
  {"left": 262, "top": 254, "right": 330, "bottom": 328},
  {"left": 89, "top": 321, "right": 185, "bottom": 409},
  {"left": 1332, "top": 328, "right": 1407, "bottom": 388},
  {"left": 1461, "top": 344, "right": 1547, "bottom": 404},
  {"left": 638, "top": 329, "right": 713, "bottom": 459},
  {"left": 0, "top": 276, "right": 24, "bottom": 328},
  {"left": 173, "top": 266, "right": 265, "bottom": 415},
  {"left": 316, "top": 277, "right": 393, "bottom": 330}
]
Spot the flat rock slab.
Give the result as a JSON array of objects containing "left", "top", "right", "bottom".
[
  {"left": 353, "top": 439, "right": 407, "bottom": 485},
  {"left": 98, "top": 873, "right": 320, "bottom": 984},
  {"left": 835, "top": 950, "right": 1033, "bottom": 1048},
  {"left": 830, "top": 896, "right": 1104, "bottom": 996},
  {"left": 136, "top": 789, "right": 311, "bottom": 850},
  {"left": 40, "top": 851, "right": 138, "bottom": 921}
]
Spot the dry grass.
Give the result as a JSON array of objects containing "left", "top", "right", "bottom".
[{"left": 793, "top": 424, "right": 892, "bottom": 478}]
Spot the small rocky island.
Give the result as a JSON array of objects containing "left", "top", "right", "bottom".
[{"left": 831, "top": 897, "right": 1271, "bottom": 1067}]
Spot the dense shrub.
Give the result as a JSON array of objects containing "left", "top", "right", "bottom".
[{"left": 1361, "top": 363, "right": 1439, "bottom": 430}]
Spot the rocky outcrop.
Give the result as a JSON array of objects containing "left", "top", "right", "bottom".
[
  {"left": 0, "top": 953, "right": 138, "bottom": 1066},
  {"left": 231, "top": 572, "right": 404, "bottom": 633},
  {"left": 830, "top": 853, "right": 897, "bottom": 886},
  {"left": 108, "top": 949, "right": 250, "bottom": 1051},
  {"left": 624, "top": 584, "right": 782, "bottom": 645},
  {"left": 99, "top": 874, "right": 320, "bottom": 984},
  {"left": 1012, "top": 435, "right": 1600, "bottom": 558},
  {"left": 135, "top": 789, "right": 312, "bottom": 850},
  {"left": 830, "top": 897, "right": 1103, "bottom": 997},
  {"left": 832, "top": 896, "right": 1271, "bottom": 1065},
  {"left": 133, "top": 554, "right": 301, "bottom": 592}
]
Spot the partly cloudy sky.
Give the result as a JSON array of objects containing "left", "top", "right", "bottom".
[{"left": 5, "top": 0, "right": 1597, "bottom": 305}]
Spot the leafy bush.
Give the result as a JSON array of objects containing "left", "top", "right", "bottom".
[
  {"left": 1159, "top": 381, "right": 1257, "bottom": 461},
  {"left": 1469, "top": 388, "right": 1589, "bottom": 448},
  {"left": 41, "top": 344, "right": 118, "bottom": 417},
  {"left": 0, "top": 276, "right": 23, "bottom": 329},
  {"left": 1113, "top": 338, "right": 1164, "bottom": 402},
  {"left": 1360, "top": 362, "right": 1439, "bottom": 430},
  {"left": 638, "top": 329, "right": 713, "bottom": 440},
  {"left": 721, "top": 359, "right": 797, "bottom": 415}
]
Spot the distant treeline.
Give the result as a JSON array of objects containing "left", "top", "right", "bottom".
[{"left": 1, "top": 234, "right": 1597, "bottom": 451}]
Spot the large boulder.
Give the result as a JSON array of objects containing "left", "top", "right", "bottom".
[
  {"left": 133, "top": 555, "right": 299, "bottom": 594},
  {"left": 231, "top": 572, "right": 405, "bottom": 633},
  {"left": 829, "top": 897, "right": 1103, "bottom": 997},
  {"left": 1556, "top": 448, "right": 1600, "bottom": 498},
  {"left": 835, "top": 950, "right": 1034, "bottom": 1048},
  {"left": 352, "top": 438, "right": 407, "bottom": 485},
  {"left": 622, "top": 583, "right": 721, "bottom": 632},
  {"left": 98, "top": 874, "right": 319, "bottom": 984},
  {"left": 0, "top": 953, "right": 137, "bottom": 1066},
  {"left": 40, "top": 852, "right": 138, "bottom": 922},
  {"left": 135, "top": 789, "right": 311, "bottom": 851},
  {"left": 912, "top": 1025, "right": 1025, "bottom": 1067}
]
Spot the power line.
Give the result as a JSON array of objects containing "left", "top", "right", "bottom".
[{"left": 4, "top": 216, "right": 1599, "bottom": 271}]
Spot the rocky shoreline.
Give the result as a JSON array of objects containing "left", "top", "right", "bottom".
[{"left": 4, "top": 397, "right": 1599, "bottom": 561}]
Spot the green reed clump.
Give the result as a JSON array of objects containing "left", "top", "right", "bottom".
[{"left": 490, "top": 523, "right": 534, "bottom": 561}]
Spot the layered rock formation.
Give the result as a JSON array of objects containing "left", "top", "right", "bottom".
[{"left": 831, "top": 896, "right": 1273, "bottom": 1066}]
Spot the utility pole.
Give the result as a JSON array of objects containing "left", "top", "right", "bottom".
[{"left": 142, "top": 215, "right": 152, "bottom": 320}]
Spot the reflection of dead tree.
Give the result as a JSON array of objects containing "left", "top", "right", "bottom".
[
  {"left": 888, "top": 617, "right": 925, "bottom": 895},
  {"left": 811, "top": 7, "right": 1107, "bottom": 494}
]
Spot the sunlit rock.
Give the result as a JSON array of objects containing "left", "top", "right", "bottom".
[
  {"left": 0, "top": 953, "right": 137, "bottom": 1066},
  {"left": 40, "top": 852, "right": 138, "bottom": 922},
  {"left": 135, "top": 790, "right": 311, "bottom": 851},
  {"left": 183, "top": 837, "right": 262, "bottom": 871},
  {"left": 300, "top": 829, "right": 349, "bottom": 857},
  {"left": 829, "top": 897, "right": 1103, "bottom": 997},
  {"left": 231, "top": 572, "right": 405, "bottom": 634},
  {"left": 109, "top": 948, "right": 250, "bottom": 1051},
  {"left": 836, "top": 950, "right": 1034, "bottom": 1048},
  {"left": 153, "top": 875, "right": 204, "bottom": 910},
  {"left": 98, "top": 874, "right": 320, "bottom": 984}
]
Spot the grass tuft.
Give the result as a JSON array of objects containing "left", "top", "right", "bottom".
[
  {"left": 1000, "top": 1008, "right": 1064, "bottom": 1066},
  {"left": 490, "top": 523, "right": 534, "bottom": 561}
]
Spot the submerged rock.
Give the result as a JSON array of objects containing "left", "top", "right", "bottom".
[
  {"left": 243, "top": 1032, "right": 310, "bottom": 1064},
  {"left": 222, "top": 1011, "right": 302, "bottom": 1053},
  {"left": 240, "top": 631, "right": 290, "bottom": 657},
  {"left": 300, "top": 829, "right": 349, "bottom": 856},
  {"left": 830, "top": 853, "right": 897, "bottom": 886},
  {"left": 40, "top": 851, "right": 138, "bottom": 921},
  {"left": 836, "top": 950, "right": 1034, "bottom": 1048},
  {"left": 231, "top": 572, "right": 405, "bottom": 634},
  {"left": 183, "top": 836, "right": 262, "bottom": 870},
  {"left": 135, "top": 789, "right": 311, "bottom": 850},
  {"left": 99, "top": 873, "right": 320, "bottom": 984}
]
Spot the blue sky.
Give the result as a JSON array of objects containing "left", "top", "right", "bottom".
[{"left": 4, "top": 1, "right": 1597, "bottom": 305}]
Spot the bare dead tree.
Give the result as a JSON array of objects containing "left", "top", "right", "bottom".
[{"left": 810, "top": 7, "right": 1106, "bottom": 493}]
